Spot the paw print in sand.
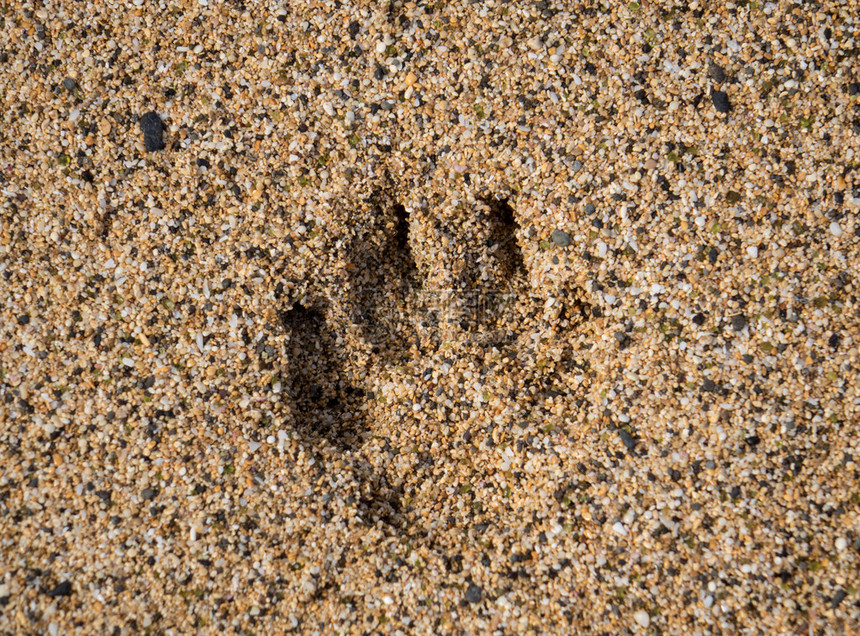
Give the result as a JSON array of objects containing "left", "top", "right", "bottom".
[{"left": 278, "top": 190, "right": 590, "bottom": 526}]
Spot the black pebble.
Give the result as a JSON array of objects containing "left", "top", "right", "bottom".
[
  {"left": 832, "top": 589, "right": 848, "bottom": 608},
  {"left": 139, "top": 112, "right": 165, "bottom": 152},
  {"left": 731, "top": 314, "right": 748, "bottom": 331},
  {"left": 464, "top": 583, "right": 483, "bottom": 604},
  {"left": 848, "top": 82, "right": 860, "bottom": 97},
  {"left": 348, "top": 20, "right": 360, "bottom": 38},
  {"left": 618, "top": 429, "right": 637, "bottom": 452},
  {"left": 702, "top": 378, "right": 717, "bottom": 392},
  {"left": 141, "top": 487, "right": 157, "bottom": 501},
  {"left": 711, "top": 90, "right": 731, "bottom": 113},
  {"left": 47, "top": 581, "right": 73, "bottom": 597},
  {"left": 828, "top": 333, "right": 841, "bottom": 349},
  {"left": 692, "top": 313, "right": 706, "bottom": 326},
  {"left": 634, "top": 88, "right": 649, "bottom": 104}
]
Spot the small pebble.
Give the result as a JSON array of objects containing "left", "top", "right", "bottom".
[
  {"left": 831, "top": 589, "right": 848, "bottom": 608},
  {"left": 731, "top": 314, "right": 748, "bottom": 331},
  {"left": 46, "top": 581, "right": 73, "bottom": 598},
  {"left": 139, "top": 111, "right": 165, "bottom": 152},
  {"left": 464, "top": 583, "right": 483, "bottom": 604},
  {"left": 62, "top": 77, "right": 77, "bottom": 91},
  {"left": 708, "top": 63, "right": 726, "bottom": 83},
  {"left": 618, "top": 429, "right": 637, "bottom": 452},
  {"left": 711, "top": 90, "right": 731, "bottom": 113},
  {"left": 551, "top": 229, "right": 571, "bottom": 247},
  {"left": 633, "top": 610, "right": 650, "bottom": 628}
]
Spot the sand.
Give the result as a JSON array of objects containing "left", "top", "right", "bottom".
[{"left": 1, "top": 0, "right": 859, "bottom": 633}]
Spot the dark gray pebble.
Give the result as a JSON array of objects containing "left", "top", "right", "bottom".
[
  {"left": 141, "top": 487, "right": 157, "bottom": 501},
  {"left": 711, "top": 90, "right": 731, "bottom": 113},
  {"left": 464, "top": 583, "right": 483, "bottom": 604},
  {"left": 731, "top": 314, "right": 748, "bottom": 331},
  {"left": 618, "top": 429, "right": 636, "bottom": 452},
  {"left": 831, "top": 589, "right": 847, "bottom": 608},
  {"left": 551, "top": 229, "right": 571, "bottom": 247},
  {"left": 139, "top": 112, "right": 165, "bottom": 152},
  {"left": 47, "top": 581, "right": 73, "bottom": 597},
  {"left": 62, "top": 77, "right": 77, "bottom": 91},
  {"left": 708, "top": 63, "right": 726, "bottom": 83}
]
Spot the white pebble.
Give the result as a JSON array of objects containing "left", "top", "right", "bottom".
[
  {"left": 612, "top": 521, "right": 627, "bottom": 536},
  {"left": 248, "top": 441, "right": 261, "bottom": 453},
  {"left": 122, "top": 357, "right": 135, "bottom": 367},
  {"left": 633, "top": 610, "right": 650, "bottom": 628},
  {"left": 830, "top": 221, "right": 843, "bottom": 237},
  {"left": 835, "top": 537, "right": 848, "bottom": 551},
  {"left": 746, "top": 245, "right": 758, "bottom": 258}
]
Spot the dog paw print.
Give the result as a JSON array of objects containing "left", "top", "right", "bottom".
[{"left": 278, "top": 189, "right": 589, "bottom": 526}]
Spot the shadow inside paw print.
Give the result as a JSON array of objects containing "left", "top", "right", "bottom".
[
  {"left": 280, "top": 301, "right": 366, "bottom": 450},
  {"left": 343, "top": 197, "right": 420, "bottom": 364},
  {"left": 280, "top": 300, "right": 405, "bottom": 526}
]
